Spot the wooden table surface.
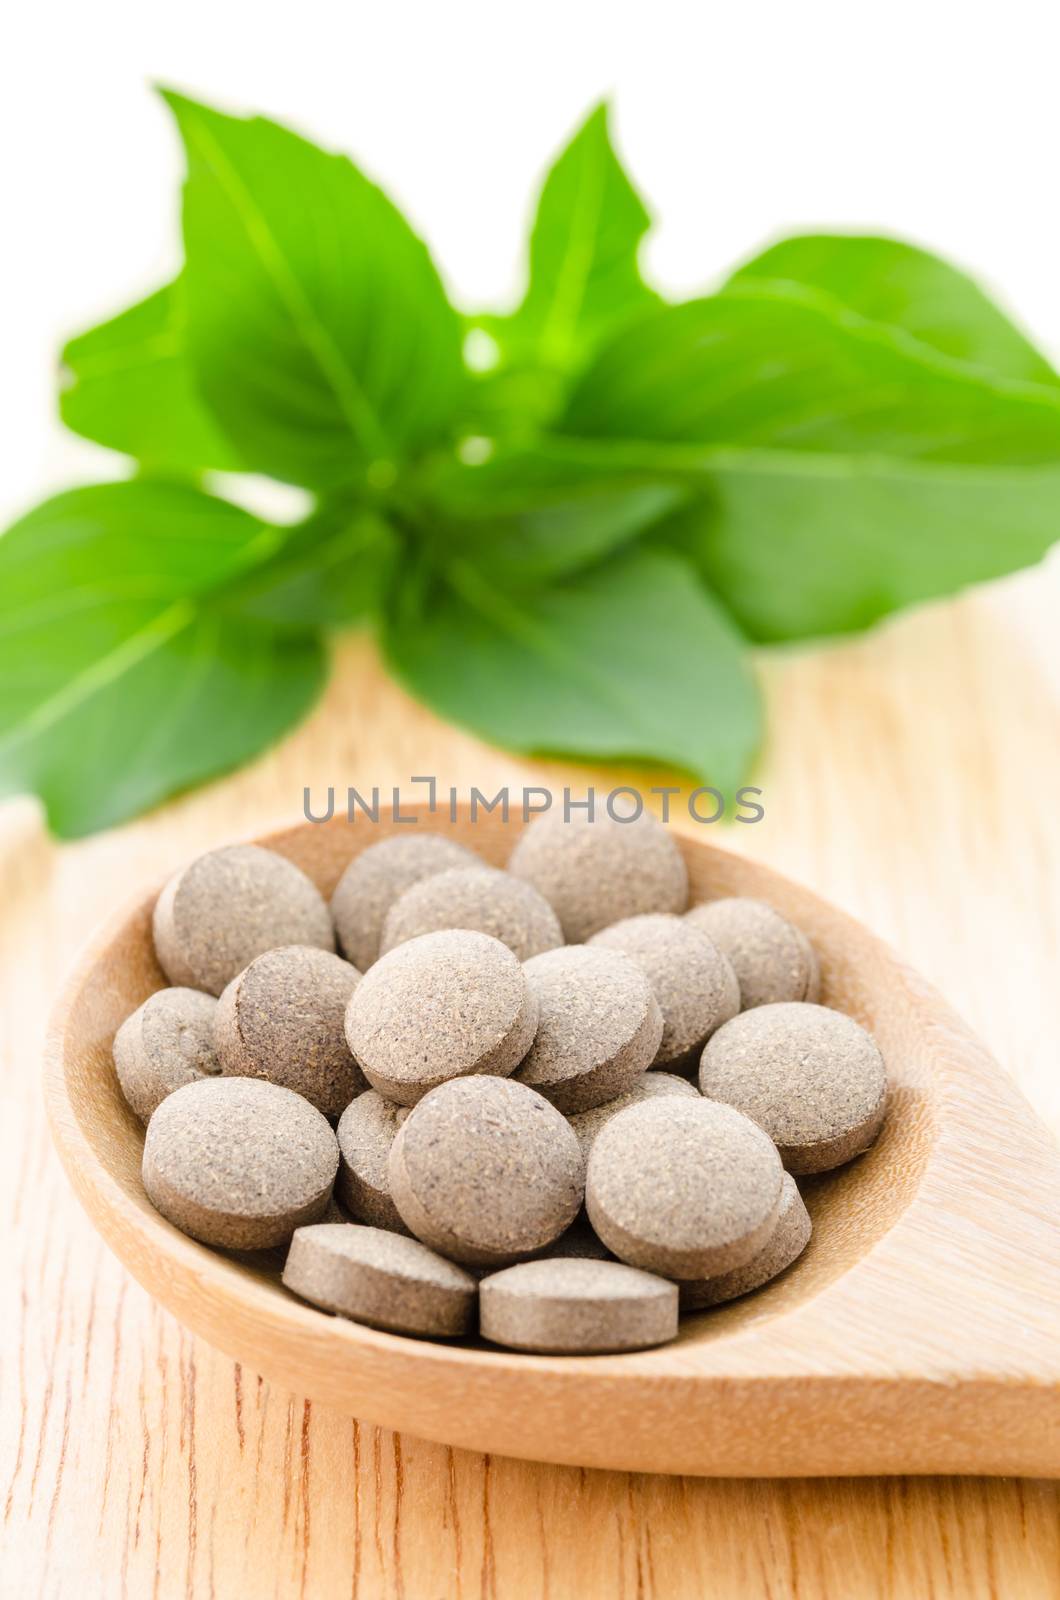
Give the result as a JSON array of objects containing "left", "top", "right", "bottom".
[{"left": 3, "top": 556, "right": 1059, "bottom": 1599}]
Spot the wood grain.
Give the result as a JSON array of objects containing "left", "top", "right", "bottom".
[{"left": 3, "top": 554, "right": 1060, "bottom": 1595}]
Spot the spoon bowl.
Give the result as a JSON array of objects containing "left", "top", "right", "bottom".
[{"left": 44, "top": 808, "right": 1060, "bottom": 1477}]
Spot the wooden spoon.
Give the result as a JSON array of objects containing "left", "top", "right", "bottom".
[{"left": 44, "top": 807, "right": 1060, "bottom": 1478}]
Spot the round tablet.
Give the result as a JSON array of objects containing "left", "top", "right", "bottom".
[
  {"left": 699, "top": 1001, "right": 887, "bottom": 1174},
  {"left": 214, "top": 945, "right": 365, "bottom": 1117},
  {"left": 153, "top": 845, "right": 334, "bottom": 996},
  {"left": 283, "top": 1223, "right": 477, "bottom": 1336},
  {"left": 388, "top": 1077, "right": 584, "bottom": 1267},
  {"left": 508, "top": 810, "right": 688, "bottom": 943},
  {"left": 113, "top": 987, "right": 220, "bottom": 1122},
  {"left": 514, "top": 946, "right": 663, "bottom": 1113},
  {"left": 686, "top": 898, "right": 820, "bottom": 1009},
  {"left": 586, "top": 1097, "right": 783, "bottom": 1278},
  {"left": 479, "top": 1258, "right": 678, "bottom": 1354},
  {"left": 142, "top": 1077, "right": 339, "bottom": 1251},
  {"left": 380, "top": 866, "right": 563, "bottom": 962},
  {"left": 566, "top": 1071, "right": 699, "bottom": 1159},
  {"left": 336, "top": 1090, "right": 410, "bottom": 1232},
  {"left": 680, "top": 1174, "right": 811, "bottom": 1310},
  {"left": 330, "top": 834, "right": 480, "bottom": 971},
  {"left": 589, "top": 914, "right": 739, "bottom": 1065},
  {"left": 344, "top": 929, "right": 538, "bottom": 1106}
]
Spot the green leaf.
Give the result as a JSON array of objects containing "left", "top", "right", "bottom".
[
  {"left": 475, "top": 102, "right": 658, "bottom": 420},
  {"left": 0, "top": 481, "right": 326, "bottom": 836},
  {"left": 383, "top": 546, "right": 760, "bottom": 793},
  {"left": 650, "top": 456, "right": 1060, "bottom": 642},
  {"left": 60, "top": 280, "right": 243, "bottom": 472},
  {"left": 558, "top": 283, "right": 1060, "bottom": 640},
  {"left": 729, "top": 233, "right": 1059, "bottom": 386},
  {"left": 418, "top": 443, "right": 685, "bottom": 580},
  {"left": 220, "top": 502, "right": 398, "bottom": 628},
  {"left": 460, "top": 361, "right": 566, "bottom": 445},
  {"left": 561, "top": 285, "right": 1060, "bottom": 465},
  {"left": 162, "top": 90, "right": 467, "bottom": 489}
]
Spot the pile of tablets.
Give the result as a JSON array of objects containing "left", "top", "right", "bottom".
[{"left": 114, "top": 813, "right": 887, "bottom": 1354}]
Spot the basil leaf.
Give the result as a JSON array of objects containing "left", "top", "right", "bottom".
[
  {"left": 383, "top": 546, "right": 760, "bottom": 793},
  {"left": 559, "top": 283, "right": 1060, "bottom": 640},
  {"left": 650, "top": 457, "right": 1060, "bottom": 642},
  {"left": 418, "top": 444, "right": 684, "bottom": 580},
  {"left": 221, "top": 503, "right": 397, "bottom": 628},
  {"left": 503, "top": 102, "right": 657, "bottom": 364},
  {"left": 562, "top": 284, "right": 1060, "bottom": 464},
  {"left": 729, "top": 234, "right": 1059, "bottom": 386},
  {"left": 471, "top": 103, "right": 658, "bottom": 436},
  {"left": 60, "top": 280, "right": 243, "bottom": 472},
  {"left": 162, "top": 91, "right": 466, "bottom": 488},
  {"left": 0, "top": 481, "right": 325, "bottom": 836},
  {"left": 461, "top": 361, "right": 566, "bottom": 445}
]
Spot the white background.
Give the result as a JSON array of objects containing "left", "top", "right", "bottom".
[{"left": 4, "top": 0, "right": 1060, "bottom": 526}]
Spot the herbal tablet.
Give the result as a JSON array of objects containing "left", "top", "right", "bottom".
[
  {"left": 589, "top": 914, "right": 739, "bottom": 1065},
  {"left": 388, "top": 1077, "right": 584, "bottom": 1267},
  {"left": 345, "top": 929, "right": 538, "bottom": 1106},
  {"left": 214, "top": 945, "right": 365, "bottom": 1117},
  {"left": 330, "top": 834, "right": 479, "bottom": 971},
  {"left": 113, "top": 986, "right": 220, "bottom": 1122},
  {"left": 566, "top": 1070, "right": 699, "bottom": 1159},
  {"left": 380, "top": 866, "right": 563, "bottom": 962},
  {"left": 479, "top": 1258, "right": 678, "bottom": 1354},
  {"left": 686, "top": 897, "right": 820, "bottom": 1008},
  {"left": 142, "top": 1077, "right": 339, "bottom": 1251},
  {"left": 586, "top": 1097, "right": 783, "bottom": 1278},
  {"left": 699, "top": 1001, "right": 887, "bottom": 1174},
  {"left": 153, "top": 844, "right": 334, "bottom": 996},
  {"left": 514, "top": 945, "right": 663, "bottom": 1113},
  {"left": 336, "top": 1090, "right": 410, "bottom": 1232},
  {"left": 283, "top": 1223, "right": 477, "bottom": 1337},
  {"left": 680, "top": 1173, "right": 811, "bottom": 1310},
  {"left": 508, "top": 810, "right": 688, "bottom": 943}
]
